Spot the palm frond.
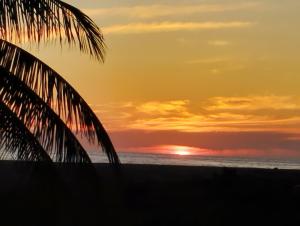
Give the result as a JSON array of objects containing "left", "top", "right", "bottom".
[
  {"left": 0, "top": 40, "right": 119, "bottom": 165},
  {"left": 0, "top": 0, "right": 105, "bottom": 60},
  {"left": 0, "top": 68, "right": 91, "bottom": 163},
  {"left": 0, "top": 101, "right": 52, "bottom": 162}
]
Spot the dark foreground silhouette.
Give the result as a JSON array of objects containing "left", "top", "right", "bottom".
[{"left": 1, "top": 161, "right": 300, "bottom": 226}]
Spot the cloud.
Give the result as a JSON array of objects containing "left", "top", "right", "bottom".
[
  {"left": 206, "top": 96, "right": 300, "bottom": 111},
  {"left": 103, "top": 21, "right": 254, "bottom": 35},
  {"left": 136, "top": 100, "right": 190, "bottom": 116},
  {"left": 208, "top": 40, "right": 231, "bottom": 46},
  {"left": 92, "top": 96, "right": 300, "bottom": 134},
  {"left": 88, "top": 97, "right": 300, "bottom": 157},
  {"left": 83, "top": 2, "right": 260, "bottom": 19}
]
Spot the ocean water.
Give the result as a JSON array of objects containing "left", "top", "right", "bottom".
[{"left": 89, "top": 152, "right": 300, "bottom": 170}]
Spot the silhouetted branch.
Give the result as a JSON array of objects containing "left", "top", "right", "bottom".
[
  {"left": 0, "top": 0, "right": 105, "bottom": 61},
  {"left": 0, "top": 101, "right": 52, "bottom": 162},
  {"left": 0, "top": 68, "right": 91, "bottom": 163},
  {"left": 0, "top": 40, "right": 119, "bottom": 165}
]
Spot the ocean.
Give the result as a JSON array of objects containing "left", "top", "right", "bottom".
[{"left": 89, "top": 152, "right": 300, "bottom": 170}]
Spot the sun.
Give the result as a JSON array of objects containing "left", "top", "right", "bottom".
[{"left": 173, "top": 146, "right": 191, "bottom": 156}]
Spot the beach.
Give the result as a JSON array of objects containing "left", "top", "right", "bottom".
[{"left": 1, "top": 162, "right": 300, "bottom": 226}]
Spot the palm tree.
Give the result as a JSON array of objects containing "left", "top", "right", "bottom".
[{"left": 0, "top": 0, "right": 119, "bottom": 165}]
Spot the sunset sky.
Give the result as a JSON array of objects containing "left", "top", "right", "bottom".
[{"left": 25, "top": 0, "right": 300, "bottom": 157}]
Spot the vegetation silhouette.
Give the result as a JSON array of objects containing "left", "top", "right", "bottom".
[
  {"left": 0, "top": 102, "right": 52, "bottom": 162},
  {"left": 0, "top": 0, "right": 119, "bottom": 165}
]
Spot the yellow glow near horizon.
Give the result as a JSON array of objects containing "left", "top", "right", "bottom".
[{"left": 173, "top": 146, "right": 192, "bottom": 156}]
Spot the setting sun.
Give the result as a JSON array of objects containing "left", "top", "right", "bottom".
[
  {"left": 174, "top": 150, "right": 190, "bottom": 156},
  {"left": 173, "top": 146, "right": 193, "bottom": 156}
]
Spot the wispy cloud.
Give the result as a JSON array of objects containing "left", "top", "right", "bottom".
[
  {"left": 83, "top": 2, "right": 260, "bottom": 19},
  {"left": 186, "top": 57, "right": 229, "bottom": 65},
  {"left": 93, "top": 96, "right": 300, "bottom": 133},
  {"left": 136, "top": 100, "right": 190, "bottom": 116},
  {"left": 208, "top": 40, "right": 231, "bottom": 46},
  {"left": 206, "top": 96, "right": 300, "bottom": 111},
  {"left": 90, "top": 97, "right": 300, "bottom": 156},
  {"left": 103, "top": 21, "right": 254, "bottom": 35}
]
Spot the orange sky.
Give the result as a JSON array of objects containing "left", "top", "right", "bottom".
[{"left": 21, "top": 0, "right": 300, "bottom": 158}]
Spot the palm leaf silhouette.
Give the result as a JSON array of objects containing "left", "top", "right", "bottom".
[
  {"left": 0, "top": 68, "right": 92, "bottom": 163},
  {"left": 0, "top": 40, "right": 119, "bottom": 164},
  {"left": 0, "top": 1, "right": 120, "bottom": 164},
  {"left": 0, "top": 0, "right": 105, "bottom": 60},
  {"left": 0, "top": 102, "right": 52, "bottom": 162}
]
